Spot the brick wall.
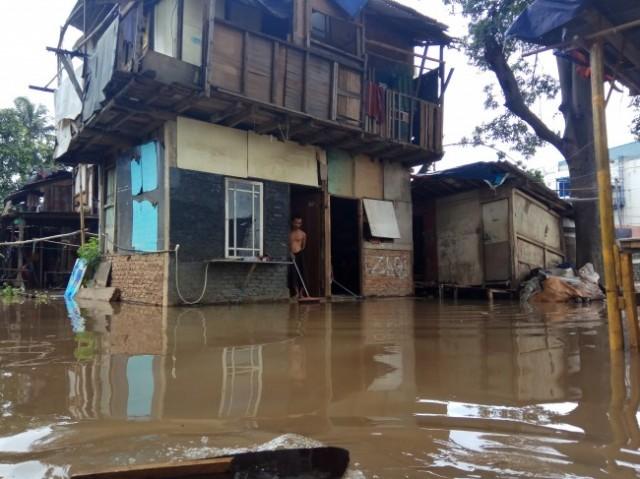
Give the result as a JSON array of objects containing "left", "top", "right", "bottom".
[
  {"left": 167, "top": 168, "right": 291, "bottom": 305},
  {"left": 109, "top": 253, "right": 167, "bottom": 305},
  {"left": 362, "top": 248, "right": 413, "bottom": 297}
]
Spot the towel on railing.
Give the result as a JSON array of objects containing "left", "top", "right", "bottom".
[{"left": 366, "top": 82, "right": 386, "bottom": 124}]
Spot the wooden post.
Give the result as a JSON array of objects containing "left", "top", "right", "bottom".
[
  {"left": 621, "top": 251, "right": 639, "bottom": 350},
  {"left": 79, "top": 164, "right": 86, "bottom": 246},
  {"left": 590, "top": 40, "right": 623, "bottom": 350}
]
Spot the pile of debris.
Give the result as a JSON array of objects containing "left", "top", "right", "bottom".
[{"left": 520, "top": 263, "right": 605, "bottom": 303}]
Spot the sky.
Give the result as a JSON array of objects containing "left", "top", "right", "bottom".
[{"left": 0, "top": 0, "right": 636, "bottom": 177}]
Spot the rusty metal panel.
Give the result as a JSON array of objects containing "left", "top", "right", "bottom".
[
  {"left": 513, "top": 190, "right": 562, "bottom": 250},
  {"left": 354, "top": 154, "right": 383, "bottom": 199},
  {"left": 482, "top": 199, "right": 510, "bottom": 282},
  {"left": 516, "top": 238, "right": 544, "bottom": 281},
  {"left": 436, "top": 191, "right": 483, "bottom": 285}
]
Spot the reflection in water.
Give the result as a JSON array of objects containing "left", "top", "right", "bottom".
[{"left": 0, "top": 298, "right": 639, "bottom": 477}]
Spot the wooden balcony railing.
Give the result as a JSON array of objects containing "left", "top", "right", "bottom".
[{"left": 364, "top": 89, "right": 442, "bottom": 152}]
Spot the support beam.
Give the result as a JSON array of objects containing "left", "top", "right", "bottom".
[
  {"left": 222, "top": 105, "right": 256, "bottom": 127},
  {"left": 210, "top": 102, "right": 243, "bottom": 123},
  {"left": 591, "top": 40, "right": 624, "bottom": 351},
  {"left": 256, "top": 117, "right": 288, "bottom": 135},
  {"left": 621, "top": 252, "right": 639, "bottom": 350},
  {"left": 58, "top": 53, "right": 83, "bottom": 100}
]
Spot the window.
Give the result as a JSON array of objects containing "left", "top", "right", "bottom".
[
  {"left": 311, "top": 11, "right": 329, "bottom": 41},
  {"left": 556, "top": 177, "right": 570, "bottom": 198},
  {"left": 104, "top": 168, "right": 116, "bottom": 253},
  {"left": 310, "top": 10, "right": 358, "bottom": 55},
  {"left": 225, "top": 179, "right": 263, "bottom": 258},
  {"left": 362, "top": 199, "right": 401, "bottom": 240}
]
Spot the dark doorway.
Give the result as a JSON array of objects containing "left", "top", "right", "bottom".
[
  {"left": 290, "top": 186, "right": 324, "bottom": 297},
  {"left": 330, "top": 196, "right": 360, "bottom": 295}
]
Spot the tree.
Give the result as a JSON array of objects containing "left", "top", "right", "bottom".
[
  {"left": 443, "top": 0, "right": 627, "bottom": 272},
  {"left": 0, "top": 97, "right": 55, "bottom": 200}
]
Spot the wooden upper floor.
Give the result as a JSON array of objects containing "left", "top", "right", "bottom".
[{"left": 53, "top": 0, "right": 450, "bottom": 166}]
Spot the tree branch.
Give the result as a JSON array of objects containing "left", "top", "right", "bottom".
[{"left": 483, "top": 36, "right": 566, "bottom": 155}]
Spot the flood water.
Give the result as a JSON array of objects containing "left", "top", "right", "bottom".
[{"left": 1, "top": 297, "right": 640, "bottom": 478}]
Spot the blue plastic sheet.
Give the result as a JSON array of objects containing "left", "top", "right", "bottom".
[
  {"left": 132, "top": 200, "right": 158, "bottom": 252},
  {"left": 64, "top": 258, "right": 88, "bottom": 299},
  {"left": 334, "top": 0, "right": 368, "bottom": 18},
  {"left": 126, "top": 355, "right": 155, "bottom": 418},
  {"left": 507, "top": 0, "right": 589, "bottom": 43},
  {"left": 131, "top": 141, "right": 158, "bottom": 196},
  {"left": 436, "top": 163, "right": 509, "bottom": 188}
]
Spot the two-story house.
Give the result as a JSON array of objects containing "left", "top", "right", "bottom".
[{"left": 51, "top": 0, "right": 450, "bottom": 305}]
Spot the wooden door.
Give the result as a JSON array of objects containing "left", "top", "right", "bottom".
[
  {"left": 291, "top": 188, "right": 324, "bottom": 297},
  {"left": 482, "top": 199, "right": 511, "bottom": 283}
]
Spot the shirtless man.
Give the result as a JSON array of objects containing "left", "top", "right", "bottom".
[{"left": 289, "top": 216, "right": 307, "bottom": 297}]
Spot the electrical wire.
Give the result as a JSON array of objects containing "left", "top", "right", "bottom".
[{"left": 174, "top": 244, "right": 210, "bottom": 305}]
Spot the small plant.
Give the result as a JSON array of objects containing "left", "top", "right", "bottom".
[
  {"left": 77, "top": 237, "right": 102, "bottom": 283},
  {"left": 1, "top": 283, "right": 17, "bottom": 298}
]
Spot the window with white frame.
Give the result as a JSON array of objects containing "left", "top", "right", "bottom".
[
  {"left": 104, "top": 168, "right": 116, "bottom": 253},
  {"left": 225, "top": 179, "right": 263, "bottom": 258}
]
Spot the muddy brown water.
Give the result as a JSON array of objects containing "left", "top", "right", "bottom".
[{"left": 1, "top": 298, "right": 639, "bottom": 478}]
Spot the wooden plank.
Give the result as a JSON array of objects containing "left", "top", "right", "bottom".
[
  {"left": 72, "top": 457, "right": 233, "bottom": 479},
  {"left": 246, "top": 34, "right": 272, "bottom": 102},
  {"left": 210, "top": 24, "right": 243, "bottom": 91},
  {"left": 306, "top": 55, "right": 332, "bottom": 119},
  {"left": 242, "top": 30, "right": 249, "bottom": 94},
  {"left": 284, "top": 48, "right": 304, "bottom": 111}
]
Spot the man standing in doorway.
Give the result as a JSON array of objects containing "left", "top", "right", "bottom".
[{"left": 289, "top": 216, "right": 307, "bottom": 298}]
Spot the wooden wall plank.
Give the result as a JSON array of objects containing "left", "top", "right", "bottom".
[
  {"left": 284, "top": 48, "right": 304, "bottom": 111},
  {"left": 306, "top": 55, "right": 332, "bottom": 119},
  {"left": 246, "top": 35, "right": 272, "bottom": 102},
  {"left": 210, "top": 24, "right": 243, "bottom": 92}
]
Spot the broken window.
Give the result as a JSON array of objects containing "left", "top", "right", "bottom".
[
  {"left": 362, "top": 199, "right": 401, "bottom": 240},
  {"left": 225, "top": 179, "right": 263, "bottom": 258},
  {"left": 310, "top": 10, "right": 358, "bottom": 55},
  {"left": 152, "top": 0, "right": 206, "bottom": 66}
]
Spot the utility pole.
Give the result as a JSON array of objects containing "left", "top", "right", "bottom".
[{"left": 590, "top": 40, "right": 623, "bottom": 350}]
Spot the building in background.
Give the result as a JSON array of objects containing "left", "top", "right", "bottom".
[
  {"left": 546, "top": 142, "right": 640, "bottom": 238},
  {"left": 0, "top": 169, "right": 98, "bottom": 289},
  {"left": 413, "top": 162, "right": 574, "bottom": 290}
]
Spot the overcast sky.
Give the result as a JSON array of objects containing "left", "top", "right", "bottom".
[{"left": 0, "top": 0, "right": 636, "bottom": 175}]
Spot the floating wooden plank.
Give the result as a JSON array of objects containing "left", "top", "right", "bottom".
[{"left": 71, "top": 447, "right": 349, "bottom": 479}]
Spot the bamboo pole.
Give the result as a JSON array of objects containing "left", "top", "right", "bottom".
[
  {"left": 621, "top": 251, "right": 639, "bottom": 350},
  {"left": 590, "top": 40, "right": 624, "bottom": 350}
]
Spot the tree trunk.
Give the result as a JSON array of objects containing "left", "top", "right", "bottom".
[{"left": 557, "top": 57, "right": 603, "bottom": 274}]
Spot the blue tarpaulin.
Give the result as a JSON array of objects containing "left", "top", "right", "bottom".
[
  {"left": 432, "top": 163, "right": 509, "bottom": 188},
  {"left": 506, "top": 0, "right": 590, "bottom": 43},
  {"left": 334, "top": 0, "right": 368, "bottom": 18}
]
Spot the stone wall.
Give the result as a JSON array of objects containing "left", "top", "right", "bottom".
[
  {"left": 362, "top": 248, "right": 413, "bottom": 297},
  {"left": 109, "top": 253, "right": 167, "bottom": 305}
]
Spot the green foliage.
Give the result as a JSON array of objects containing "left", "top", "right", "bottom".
[
  {"left": 1, "top": 283, "right": 18, "bottom": 298},
  {"left": 442, "top": 0, "right": 562, "bottom": 158},
  {"left": 77, "top": 237, "right": 101, "bottom": 271},
  {"left": 0, "top": 97, "right": 55, "bottom": 200}
]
